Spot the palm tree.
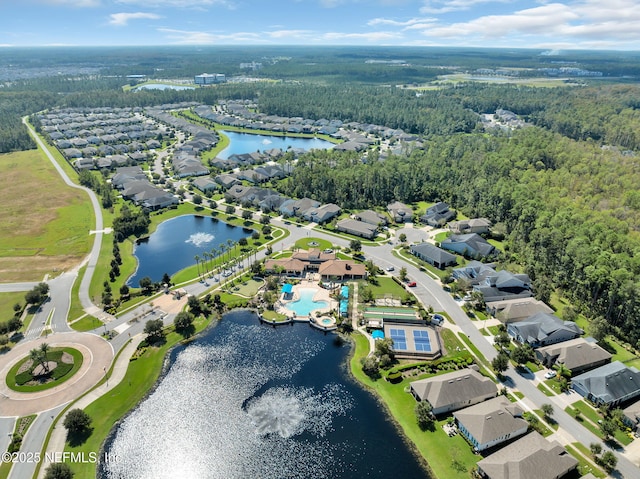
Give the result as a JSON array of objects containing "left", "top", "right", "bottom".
[
  {"left": 219, "top": 245, "right": 227, "bottom": 273},
  {"left": 211, "top": 247, "right": 219, "bottom": 279},
  {"left": 226, "top": 239, "right": 235, "bottom": 266},
  {"left": 202, "top": 252, "right": 210, "bottom": 277},
  {"left": 194, "top": 255, "right": 201, "bottom": 280}
]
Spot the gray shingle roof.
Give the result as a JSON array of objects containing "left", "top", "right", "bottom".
[{"left": 572, "top": 361, "right": 640, "bottom": 405}]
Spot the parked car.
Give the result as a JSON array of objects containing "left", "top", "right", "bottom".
[
  {"left": 407, "top": 281, "right": 417, "bottom": 287},
  {"left": 544, "top": 370, "right": 557, "bottom": 379},
  {"left": 386, "top": 266, "right": 394, "bottom": 272}
]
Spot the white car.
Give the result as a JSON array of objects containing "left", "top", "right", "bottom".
[
  {"left": 544, "top": 370, "right": 557, "bottom": 379},
  {"left": 386, "top": 266, "right": 394, "bottom": 272}
]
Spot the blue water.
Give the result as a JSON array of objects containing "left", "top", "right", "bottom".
[
  {"left": 135, "top": 83, "right": 195, "bottom": 90},
  {"left": 128, "top": 215, "right": 251, "bottom": 285},
  {"left": 219, "top": 131, "right": 333, "bottom": 159},
  {"left": 340, "top": 285, "right": 349, "bottom": 316},
  {"left": 286, "top": 288, "right": 329, "bottom": 317},
  {"left": 100, "top": 310, "right": 430, "bottom": 479}
]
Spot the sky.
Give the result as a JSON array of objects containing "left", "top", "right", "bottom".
[{"left": 1, "top": 0, "right": 639, "bottom": 50}]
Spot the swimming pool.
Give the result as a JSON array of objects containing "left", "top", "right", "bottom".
[{"left": 286, "top": 288, "right": 329, "bottom": 317}]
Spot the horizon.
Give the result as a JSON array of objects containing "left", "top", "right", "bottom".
[{"left": 3, "top": 0, "right": 640, "bottom": 51}]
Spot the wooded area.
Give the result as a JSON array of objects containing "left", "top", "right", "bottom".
[{"left": 1, "top": 46, "right": 639, "bottom": 343}]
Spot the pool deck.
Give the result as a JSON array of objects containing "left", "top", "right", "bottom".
[{"left": 275, "top": 280, "right": 338, "bottom": 327}]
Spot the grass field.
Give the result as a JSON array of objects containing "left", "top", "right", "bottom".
[
  {"left": 0, "top": 292, "right": 24, "bottom": 323},
  {"left": 0, "top": 150, "right": 93, "bottom": 282}
]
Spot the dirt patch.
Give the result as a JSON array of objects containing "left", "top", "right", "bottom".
[
  {"left": 153, "top": 292, "right": 188, "bottom": 315},
  {"left": 61, "top": 352, "right": 74, "bottom": 364},
  {"left": 0, "top": 255, "right": 83, "bottom": 283},
  {"left": 17, "top": 359, "right": 34, "bottom": 375},
  {"left": 32, "top": 361, "right": 57, "bottom": 377}
]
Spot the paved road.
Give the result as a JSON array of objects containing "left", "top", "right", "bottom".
[{"left": 8, "top": 405, "right": 65, "bottom": 479}]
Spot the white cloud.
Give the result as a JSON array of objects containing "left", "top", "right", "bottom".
[
  {"left": 321, "top": 31, "right": 402, "bottom": 41},
  {"left": 420, "top": 0, "right": 513, "bottom": 14},
  {"left": 38, "top": 0, "right": 101, "bottom": 6},
  {"left": 115, "top": 0, "right": 233, "bottom": 7},
  {"left": 368, "top": 17, "right": 436, "bottom": 27},
  {"left": 109, "top": 12, "right": 162, "bottom": 26},
  {"left": 158, "top": 28, "right": 262, "bottom": 44},
  {"left": 266, "top": 30, "right": 314, "bottom": 39}
]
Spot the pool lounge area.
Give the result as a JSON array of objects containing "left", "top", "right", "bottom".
[{"left": 275, "top": 282, "right": 338, "bottom": 329}]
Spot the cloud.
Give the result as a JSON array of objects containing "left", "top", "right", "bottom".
[
  {"left": 38, "top": 0, "right": 100, "bottom": 6},
  {"left": 417, "top": 1, "right": 640, "bottom": 46},
  {"left": 321, "top": 31, "right": 402, "bottom": 42},
  {"left": 115, "top": 0, "right": 233, "bottom": 6},
  {"left": 109, "top": 12, "right": 162, "bottom": 26},
  {"left": 158, "top": 28, "right": 262, "bottom": 44},
  {"left": 420, "top": 0, "right": 513, "bottom": 14},
  {"left": 266, "top": 30, "right": 314, "bottom": 39},
  {"left": 368, "top": 17, "right": 436, "bottom": 27}
]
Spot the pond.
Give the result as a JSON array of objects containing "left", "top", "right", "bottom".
[
  {"left": 100, "top": 310, "right": 430, "bottom": 479},
  {"left": 135, "top": 83, "right": 195, "bottom": 91},
  {"left": 219, "top": 131, "right": 334, "bottom": 159},
  {"left": 127, "top": 215, "right": 251, "bottom": 285}
]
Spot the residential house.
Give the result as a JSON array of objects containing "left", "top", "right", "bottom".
[
  {"left": 112, "top": 166, "right": 147, "bottom": 189},
  {"left": 279, "top": 198, "right": 320, "bottom": 218},
  {"left": 409, "top": 366, "right": 497, "bottom": 415},
  {"left": 572, "top": 361, "right": 640, "bottom": 407},
  {"left": 73, "top": 158, "right": 95, "bottom": 170},
  {"left": 452, "top": 261, "right": 497, "bottom": 285},
  {"left": 214, "top": 174, "right": 240, "bottom": 189},
  {"left": 192, "top": 177, "right": 218, "bottom": 193},
  {"left": 302, "top": 203, "right": 341, "bottom": 224},
  {"left": 354, "top": 209, "right": 388, "bottom": 226},
  {"left": 291, "top": 249, "right": 336, "bottom": 271},
  {"left": 487, "top": 297, "right": 554, "bottom": 324},
  {"left": 622, "top": 400, "right": 640, "bottom": 431},
  {"left": 473, "top": 269, "right": 533, "bottom": 303},
  {"left": 441, "top": 233, "right": 497, "bottom": 258},
  {"left": 476, "top": 432, "right": 578, "bottom": 479},
  {"left": 421, "top": 202, "right": 456, "bottom": 227},
  {"left": 448, "top": 218, "right": 492, "bottom": 235},
  {"left": 335, "top": 218, "right": 378, "bottom": 239},
  {"left": 410, "top": 243, "right": 457, "bottom": 269},
  {"left": 507, "top": 312, "right": 583, "bottom": 348},
  {"left": 453, "top": 396, "right": 528, "bottom": 452},
  {"left": 387, "top": 201, "right": 414, "bottom": 223},
  {"left": 536, "top": 338, "right": 611, "bottom": 375}
]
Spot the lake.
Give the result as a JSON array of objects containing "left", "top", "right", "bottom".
[
  {"left": 219, "top": 131, "right": 334, "bottom": 159},
  {"left": 127, "top": 215, "right": 251, "bottom": 286},
  {"left": 135, "top": 83, "right": 195, "bottom": 91},
  {"left": 100, "top": 310, "right": 430, "bottom": 479}
]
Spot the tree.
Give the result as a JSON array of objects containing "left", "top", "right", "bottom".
[
  {"left": 242, "top": 209, "right": 252, "bottom": 220},
  {"left": 262, "top": 225, "right": 272, "bottom": 236},
  {"left": 359, "top": 286, "right": 374, "bottom": 303},
  {"left": 44, "top": 463, "right": 74, "bottom": 479},
  {"left": 192, "top": 194, "right": 203, "bottom": 205},
  {"left": 599, "top": 450, "right": 618, "bottom": 473},
  {"left": 374, "top": 338, "right": 395, "bottom": 360},
  {"left": 63, "top": 408, "right": 92, "bottom": 435},
  {"left": 399, "top": 233, "right": 407, "bottom": 243},
  {"left": 25, "top": 282, "right": 49, "bottom": 306},
  {"left": 399, "top": 267, "right": 408, "bottom": 282},
  {"left": 174, "top": 311, "right": 195, "bottom": 338},
  {"left": 349, "top": 239, "right": 362, "bottom": 253},
  {"left": 590, "top": 442, "right": 602, "bottom": 456},
  {"left": 119, "top": 284, "right": 130, "bottom": 297},
  {"left": 492, "top": 353, "right": 509, "bottom": 374},
  {"left": 187, "top": 295, "right": 202, "bottom": 316},
  {"left": 360, "top": 356, "right": 379, "bottom": 379},
  {"left": 225, "top": 205, "right": 236, "bottom": 215},
  {"left": 599, "top": 418, "right": 617, "bottom": 440},
  {"left": 494, "top": 331, "right": 511, "bottom": 350},
  {"left": 260, "top": 215, "right": 270, "bottom": 225},
  {"left": 512, "top": 343, "right": 534, "bottom": 366},
  {"left": 144, "top": 318, "right": 164, "bottom": 343},
  {"left": 161, "top": 272, "right": 172, "bottom": 286},
  {"left": 139, "top": 276, "right": 153, "bottom": 294},
  {"left": 541, "top": 403, "right": 554, "bottom": 420},
  {"left": 589, "top": 316, "right": 609, "bottom": 342},
  {"left": 415, "top": 400, "right": 434, "bottom": 430}
]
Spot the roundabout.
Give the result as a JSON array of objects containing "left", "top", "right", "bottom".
[
  {"left": 0, "top": 332, "right": 114, "bottom": 416},
  {"left": 6, "top": 346, "right": 84, "bottom": 393}
]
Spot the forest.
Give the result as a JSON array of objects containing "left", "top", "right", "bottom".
[{"left": 1, "top": 46, "right": 639, "bottom": 343}]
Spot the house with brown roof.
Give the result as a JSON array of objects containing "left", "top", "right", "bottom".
[
  {"left": 536, "top": 337, "right": 611, "bottom": 375},
  {"left": 318, "top": 260, "right": 367, "bottom": 281},
  {"left": 264, "top": 258, "right": 306, "bottom": 276},
  {"left": 410, "top": 366, "right": 497, "bottom": 415},
  {"left": 476, "top": 432, "right": 578, "bottom": 479},
  {"left": 453, "top": 396, "right": 528, "bottom": 452},
  {"left": 487, "top": 297, "right": 554, "bottom": 324},
  {"left": 448, "top": 218, "right": 492, "bottom": 235}
]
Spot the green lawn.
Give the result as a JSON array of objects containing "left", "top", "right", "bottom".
[
  {"left": 6, "top": 347, "right": 83, "bottom": 392},
  {"left": 294, "top": 236, "right": 334, "bottom": 251},
  {"left": 537, "top": 382, "right": 555, "bottom": 396},
  {"left": 0, "top": 292, "right": 24, "bottom": 324},
  {"left": 349, "top": 332, "right": 478, "bottom": 479},
  {"left": 70, "top": 315, "right": 103, "bottom": 332},
  {"left": 358, "top": 276, "right": 407, "bottom": 301},
  {"left": 565, "top": 444, "right": 606, "bottom": 478},
  {"left": 458, "top": 333, "right": 491, "bottom": 371}
]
